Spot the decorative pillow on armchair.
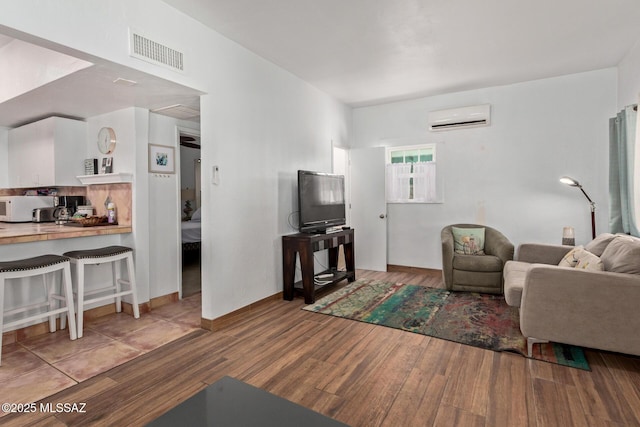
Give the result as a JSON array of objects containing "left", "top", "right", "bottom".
[{"left": 451, "top": 227, "right": 485, "bottom": 255}]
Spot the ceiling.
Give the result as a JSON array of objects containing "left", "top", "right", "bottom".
[
  {"left": 3, "top": 1, "right": 640, "bottom": 129},
  {"left": 0, "top": 34, "right": 202, "bottom": 129},
  {"left": 162, "top": 0, "right": 640, "bottom": 106}
]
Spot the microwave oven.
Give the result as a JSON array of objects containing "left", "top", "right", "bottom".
[{"left": 0, "top": 196, "right": 55, "bottom": 222}]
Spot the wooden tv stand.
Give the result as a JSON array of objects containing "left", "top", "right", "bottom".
[{"left": 282, "top": 228, "right": 355, "bottom": 304}]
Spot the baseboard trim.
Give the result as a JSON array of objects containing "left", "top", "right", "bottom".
[
  {"left": 150, "top": 292, "right": 180, "bottom": 310},
  {"left": 387, "top": 264, "right": 442, "bottom": 275},
  {"left": 2, "top": 321, "right": 56, "bottom": 346},
  {"left": 201, "top": 292, "right": 283, "bottom": 332}
]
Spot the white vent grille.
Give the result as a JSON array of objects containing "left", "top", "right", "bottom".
[
  {"left": 129, "top": 31, "right": 184, "bottom": 71},
  {"left": 151, "top": 104, "right": 200, "bottom": 120}
]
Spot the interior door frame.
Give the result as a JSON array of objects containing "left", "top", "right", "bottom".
[{"left": 176, "top": 125, "right": 201, "bottom": 300}]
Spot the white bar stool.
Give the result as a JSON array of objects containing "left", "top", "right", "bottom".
[
  {"left": 0, "top": 254, "right": 77, "bottom": 365},
  {"left": 63, "top": 246, "right": 140, "bottom": 338}
]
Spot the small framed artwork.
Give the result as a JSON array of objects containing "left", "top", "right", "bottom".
[
  {"left": 148, "top": 144, "right": 175, "bottom": 174},
  {"left": 101, "top": 157, "right": 113, "bottom": 174},
  {"left": 84, "top": 158, "right": 98, "bottom": 175}
]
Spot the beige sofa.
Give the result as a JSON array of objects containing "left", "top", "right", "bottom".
[{"left": 504, "top": 233, "right": 640, "bottom": 357}]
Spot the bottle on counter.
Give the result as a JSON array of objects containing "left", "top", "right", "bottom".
[{"left": 107, "top": 202, "right": 117, "bottom": 224}]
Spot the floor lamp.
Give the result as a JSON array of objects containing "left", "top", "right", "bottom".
[{"left": 560, "top": 176, "right": 596, "bottom": 239}]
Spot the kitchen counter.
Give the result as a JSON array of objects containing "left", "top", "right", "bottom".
[{"left": 0, "top": 222, "right": 132, "bottom": 245}]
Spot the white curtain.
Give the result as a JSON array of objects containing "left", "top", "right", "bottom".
[
  {"left": 386, "top": 163, "right": 411, "bottom": 202},
  {"left": 413, "top": 162, "right": 437, "bottom": 202}
]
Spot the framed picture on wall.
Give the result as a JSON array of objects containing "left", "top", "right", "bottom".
[{"left": 148, "top": 144, "right": 175, "bottom": 174}]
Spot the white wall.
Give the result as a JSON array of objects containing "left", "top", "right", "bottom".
[
  {"left": 618, "top": 39, "right": 640, "bottom": 108},
  {"left": 0, "top": 1, "right": 352, "bottom": 320},
  {"left": 200, "top": 43, "right": 351, "bottom": 319},
  {"left": 0, "top": 1, "right": 201, "bottom": 92},
  {"left": 0, "top": 38, "right": 91, "bottom": 104},
  {"left": 353, "top": 69, "right": 617, "bottom": 269},
  {"left": 0, "top": 127, "right": 7, "bottom": 187},
  {"left": 86, "top": 109, "right": 138, "bottom": 176}
]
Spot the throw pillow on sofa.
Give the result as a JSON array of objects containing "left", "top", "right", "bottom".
[
  {"left": 451, "top": 227, "right": 485, "bottom": 255},
  {"left": 558, "top": 246, "right": 585, "bottom": 267},
  {"left": 600, "top": 236, "right": 640, "bottom": 274},
  {"left": 575, "top": 251, "right": 604, "bottom": 271},
  {"left": 557, "top": 246, "right": 603, "bottom": 270},
  {"left": 584, "top": 233, "right": 617, "bottom": 256}
]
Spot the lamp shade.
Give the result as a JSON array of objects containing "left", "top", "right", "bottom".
[
  {"left": 559, "top": 176, "right": 579, "bottom": 186},
  {"left": 559, "top": 175, "right": 596, "bottom": 239},
  {"left": 181, "top": 188, "right": 196, "bottom": 201}
]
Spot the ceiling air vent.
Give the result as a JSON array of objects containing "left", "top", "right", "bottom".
[
  {"left": 151, "top": 104, "right": 200, "bottom": 120},
  {"left": 129, "top": 30, "right": 184, "bottom": 72}
]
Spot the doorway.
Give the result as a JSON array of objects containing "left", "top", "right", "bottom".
[
  {"left": 349, "top": 147, "right": 388, "bottom": 271},
  {"left": 332, "top": 146, "right": 350, "bottom": 270},
  {"left": 179, "top": 129, "right": 201, "bottom": 298}
]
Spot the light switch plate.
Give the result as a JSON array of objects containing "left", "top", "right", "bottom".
[{"left": 212, "top": 165, "right": 219, "bottom": 185}]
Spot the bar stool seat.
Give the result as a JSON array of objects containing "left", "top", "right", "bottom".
[
  {"left": 0, "top": 254, "right": 77, "bottom": 365},
  {"left": 63, "top": 246, "right": 140, "bottom": 338}
]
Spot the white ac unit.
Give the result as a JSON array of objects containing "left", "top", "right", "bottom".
[{"left": 428, "top": 104, "right": 491, "bottom": 131}]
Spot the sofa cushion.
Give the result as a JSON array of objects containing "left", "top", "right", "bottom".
[
  {"left": 452, "top": 226, "right": 485, "bottom": 255},
  {"left": 452, "top": 254, "right": 502, "bottom": 272},
  {"left": 558, "top": 246, "right": 585, "bottom": 268},
  {"left": 585, "top": 233, "right": 616, "bottom": 256},
  {"left": 575, "top": 251, "right": 604, "bottom": 271},
  {"left": 600, "top": 236, "right": 640, "bottom": 274},
  {"left": 451, "top": 270, "right": 503, "bottom": 290},
  {"left": 503, "top": 260, "right": 530, "bottom": 307}
]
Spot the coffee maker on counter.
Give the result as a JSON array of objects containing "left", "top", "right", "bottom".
[{"left": 53, "top": 195, "right": 85, "bottom": 223}]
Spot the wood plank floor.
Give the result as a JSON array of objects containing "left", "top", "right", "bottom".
[{"left": 3, "top": 269, "right": 640, "bottom": 426}]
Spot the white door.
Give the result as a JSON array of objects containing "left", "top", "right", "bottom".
[
  {"left": 350, "top": 147, "right": 387, "bottom": 271},
  {"left": 332, "top": 146, "right": 350, "bottom": 225}
]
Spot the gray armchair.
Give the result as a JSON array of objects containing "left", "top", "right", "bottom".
[{"left": 441, "top": 224, "right": 514, "bottom": 294}]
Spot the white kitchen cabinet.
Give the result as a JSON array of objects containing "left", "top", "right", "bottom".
[{"left": 8, "top": 117, "right": 86, "bottom": 187}]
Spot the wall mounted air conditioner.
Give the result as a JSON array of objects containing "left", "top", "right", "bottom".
[{"left": 428, "top": 104, "right": 491, "bottom": 131}]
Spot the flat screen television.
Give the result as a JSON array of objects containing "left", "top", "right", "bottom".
[{"left": 298, "top": 170, "right": 346, "bottom": 233}]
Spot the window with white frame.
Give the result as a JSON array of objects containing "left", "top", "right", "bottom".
[{"left": 386, "top": 144, "right": 437, "bottom": 203}]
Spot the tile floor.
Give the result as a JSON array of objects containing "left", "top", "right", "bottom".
[{"left": 0, "top": 292, "right": 202, "bottom": 416}]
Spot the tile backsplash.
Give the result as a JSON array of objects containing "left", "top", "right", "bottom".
[
  {"left": 85, "top": 183, "right": 131, "bottom": 225},
  {"left": 0, "top": 184, "right": 132, "bottom": 226}
]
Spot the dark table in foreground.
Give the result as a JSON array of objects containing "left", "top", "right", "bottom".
[{"left": 146, "top": 376, "right": 349, "bottom": 427}]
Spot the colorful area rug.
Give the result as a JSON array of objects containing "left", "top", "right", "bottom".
[{"left": 304, "top": 278, "right": 589, "bottom": 370}]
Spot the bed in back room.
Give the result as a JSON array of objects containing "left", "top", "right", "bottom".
[{"left": 182, "top": 208, "right": 201, "bottom": 252}]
